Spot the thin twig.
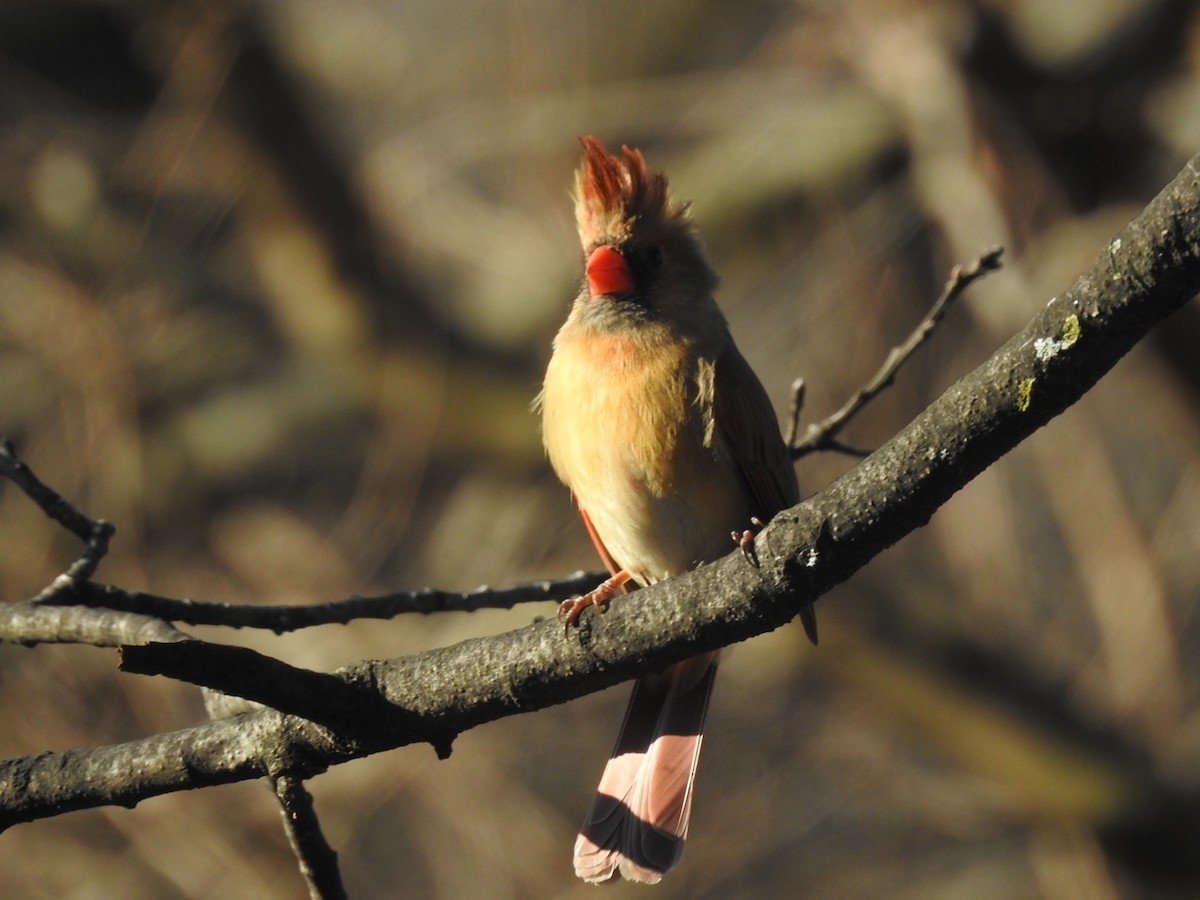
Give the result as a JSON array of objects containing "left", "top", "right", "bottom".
[
  {"left": 3, "top": 435, "right": 602, "bottom": 632},
  {"left": 273, "top": 775, "right": 348, "bottom": 900},
  {"left": 784, "top": 377, "right": 806, "bottom": 447},
  {"left": 790, "top": 246, "right": 1004, "bottom": 459},
  {"left": 0, "top": 440, "right": 116, "bottom": 596},
  {"left": 50, "top": 571, "right": 608, "bottom": 632},
  {"left": 0, "top": 440, "right": 97, "bottom": 541}
]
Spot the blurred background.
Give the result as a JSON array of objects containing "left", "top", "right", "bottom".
[{"left": 1, "top": 0, "right": 1198, "bottom": 896}]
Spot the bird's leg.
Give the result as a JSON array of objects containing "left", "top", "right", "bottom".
[
  {"left": 731, "top": 517, "right": 766, "bottom": 568},
  {"left": 731, "top": 517, "right": 819, "bottom": 644},
  {"left": 558, "top": 569, "right": 633, "bottom": 634}
]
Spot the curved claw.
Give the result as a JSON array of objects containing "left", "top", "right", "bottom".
[{"left": 558, "top": 570, "right": 633, "bottom": 635}]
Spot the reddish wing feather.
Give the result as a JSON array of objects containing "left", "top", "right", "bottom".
[{"left": 579, "top": 506, "right": 621, "bottom": 576}]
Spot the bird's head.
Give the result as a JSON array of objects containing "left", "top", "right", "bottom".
[{"left": 572, "top": 137, "right": 719, "bottom": 325}]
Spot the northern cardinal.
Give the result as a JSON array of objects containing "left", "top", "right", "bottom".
[{"left": 539, "top": 136, "right": 817, "bottom": 884}]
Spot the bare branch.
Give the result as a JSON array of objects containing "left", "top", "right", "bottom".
[
  {"left": 0, "top": 440, "right": 101, "bottom": 543},
  {"left": 42, "top": 571, "right": 608, "bottom": 632},
  {"left": 0, "top": 602, "right": 188, "bottom": 647},
  {"left": 0, "top": 441, "right": 602, "bottom": 633},
  {"left": 1, "top": 155, "right": 1196, "bottom": 832},
  {"left": 0, "top": 440, "right": 116, "bottom": 595},
  {"left": 784, "top": 377, "right": 805, "bottom": 447},
  {"left": 791, "top": 246, "right": 1004, "bottom": 459},
  {"left": 273, "top": 775, "right": 347, "bottom": 900}
]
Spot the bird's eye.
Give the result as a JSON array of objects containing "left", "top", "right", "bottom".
[{"left": 645, "top": 243, "right": 664, "bottom": 269}]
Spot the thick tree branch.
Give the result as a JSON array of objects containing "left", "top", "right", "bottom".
[{"left": 1, "top": 153, "right": 1198, "bottom": 832}]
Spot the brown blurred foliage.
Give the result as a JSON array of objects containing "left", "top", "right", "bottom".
[{"left": 2, "top": 0, "right": 1200, "bottom": 897}]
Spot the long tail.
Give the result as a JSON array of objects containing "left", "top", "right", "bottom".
[{"left": 573, "top": 652, "right": 719, "bottom": 884}]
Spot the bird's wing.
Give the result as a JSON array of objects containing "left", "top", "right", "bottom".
[{"left": 713, "top": 343, "right": 817, "bottom": 643}]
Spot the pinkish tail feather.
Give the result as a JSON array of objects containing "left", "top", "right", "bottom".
[{"left": 573, "top": 653, "right": 719, "bottom": 884}]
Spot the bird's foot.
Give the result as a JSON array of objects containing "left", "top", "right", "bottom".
[
  {"left": 558, "top": 569, "right": 632, "bottom": 634},
  {"left": 731, "top": 517, "right": 766, "bottom": 568}
]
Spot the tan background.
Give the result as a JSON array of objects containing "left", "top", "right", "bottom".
[{"left": 1, "top": 0, "right": 1199, "bottom": 897}]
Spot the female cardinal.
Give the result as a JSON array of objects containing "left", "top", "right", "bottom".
[{"left": 539, "top": 137, "right": 817, "bottom": 884}]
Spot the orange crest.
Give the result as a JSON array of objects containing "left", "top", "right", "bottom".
[{"left": 573, "top": 136, "right": 684, "bottom": 247}]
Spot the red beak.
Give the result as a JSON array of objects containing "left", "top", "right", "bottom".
[{"left": 586, "top": 245, "right": 635, "bottom": 297}]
